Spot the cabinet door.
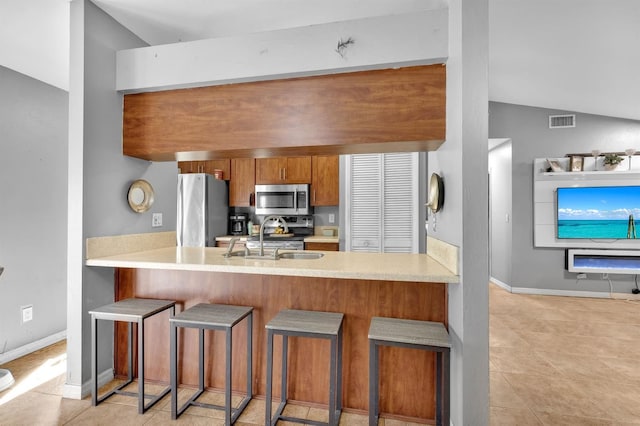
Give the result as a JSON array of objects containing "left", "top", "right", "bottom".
[
  {"left": 203, "top": 159, "right": 231, "bottom": 181},
  {"left": 304, "top": 242, "right": 339, "bottom": 251},
  {"left": 283, "top": 156, "right": 311, "bottom": 183},
  {"left": 256, "top": 156, "right": 312, "bottom": 184},
  {"left": 311, "top": 155, "right": 339, "bottom": 206},
  {"left": 229, "top": 158, "right": 255, "bottom": 206},
  {"left": 216, "top": 240, "right": 246, "bottom": 248},
  {"left": 382, "top": 153, "right": 419, "bottom": 253},
  {"left": 255, "top": 158, "right": 284, "bottom": 184},
  {"left": 346, "top": 154, "right": 382, "bottom": 252},
  {"left": 178, "top": 161, "right": 199, "bottom": 173}
]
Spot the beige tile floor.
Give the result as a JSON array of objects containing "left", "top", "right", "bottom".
[
  {"left": 490, "top": 283, "right": 640, "bottom": 425},
  {"left": 1, "top": 285, "right": 638, "bottom": 425},
  {"left": 0, "top": 342, "right": 422, "bottom": 425}
]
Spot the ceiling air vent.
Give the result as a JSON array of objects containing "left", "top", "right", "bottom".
[{"left": 549, "top": 114, "right": 575, "bottom": 128}]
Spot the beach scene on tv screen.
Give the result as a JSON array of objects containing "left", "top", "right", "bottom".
[{"left": 557, "top": 186, "right": 640, "bottom": 239}]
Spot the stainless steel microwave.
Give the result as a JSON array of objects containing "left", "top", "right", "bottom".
[{"left": 255, "top": 184, "right": 311, "bottom": 216}]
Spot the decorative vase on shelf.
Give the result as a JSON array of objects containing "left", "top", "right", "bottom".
[{"left": 603, "top": 153, "right": 623, "bottom": 171}]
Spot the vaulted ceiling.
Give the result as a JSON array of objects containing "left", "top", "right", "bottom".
[{"left": 0, "top": 0, "right": 638, "bottom": 121}]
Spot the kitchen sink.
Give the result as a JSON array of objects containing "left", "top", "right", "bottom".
[{"left": 278, "top": 252, "right": 324, "bottom": 260}]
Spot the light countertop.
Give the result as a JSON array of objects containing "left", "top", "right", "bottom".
[
  {"left": 216, "top": 235, "right": 338, "bottom": 244},
  {"left": 86, "top": 246, "right": 458, "bottom": 284}
]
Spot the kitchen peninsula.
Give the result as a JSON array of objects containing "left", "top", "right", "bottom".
[{"left": 86, "top": 234, "right": 458, "bottom": 421}]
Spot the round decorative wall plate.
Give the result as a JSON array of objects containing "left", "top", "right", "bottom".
[
  {"left": 427, "top": 173, "right": 444, "bottom": 213},
  {"left": 127, "top": 179, "right": 155, "bottom": 213}
]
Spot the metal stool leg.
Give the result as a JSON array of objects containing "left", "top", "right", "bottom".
[
  {"left": 369, "top": 340, "right": 379, "bottom": 426},
  {"left": 266, "top": 328, "right": 274, "bottom": 426},
  {"left": 170, "top": 322, "right": 178, "bottom": 420},
  {"left": 281, "top": 335, "right": 288, "bottom": 406},
  {"left": 138, "top": 319, "right": 145, "bottom": 414},
  {"left": 336, "top": 324, "right": 343, "bottom": 412},
  {"left": 329, "top": 335, "right": 337, "bottom": 426},
  {"left": 225, "top": 326, "right": 232, "bottom": 426},
  {"left": 128, "top": 322, "right": 133, "bottom": 382},
  {"left": 199, "top": 328, "right": 205, "bottom": 392},
  {"left": 246, "top": 313, "right": 252, "bottom": 400},
  {"left": 436, "top": 352, "right": 442, "bottom": 426}
]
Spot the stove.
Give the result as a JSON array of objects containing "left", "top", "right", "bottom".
[{"left": 245, "top": 215, "right": 313, "bottom": 251}]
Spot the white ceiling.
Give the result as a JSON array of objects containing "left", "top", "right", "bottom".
[{"left": 0, "top": 0, "right": 638, "bottom": 121}]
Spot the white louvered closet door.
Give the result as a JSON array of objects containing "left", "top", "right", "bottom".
[
  {"left": 382, "top": 153, "right": 419, "bottom": 253},
  {"left": 345, "top": 153, "right": 418, "bottom": 253},
  {"left": 346, "top": 154, "right": 382, "bottom": 252}
]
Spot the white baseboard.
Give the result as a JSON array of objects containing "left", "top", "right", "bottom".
[
  {"left": 0, "top": 330, "right": 66, "bottom": 364},
  {"left": 489, "top": 277, "right": 640, "bottom": 300},
  {"left": 63, "top": 368, "right": 114, "bottom": 400},
  {"left": 489, "top": 277, "right": 511, "bottom": 292}
]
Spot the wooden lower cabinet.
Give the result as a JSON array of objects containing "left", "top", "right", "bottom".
[
  {"left": 215, "top": 240, "right": 246, "bottom": 248},
  {"left": 304, "top": 242, "right": 339, "bottom": 251},
  {"left": 115, "top": 268, "right": 447, "bottom": 422}
]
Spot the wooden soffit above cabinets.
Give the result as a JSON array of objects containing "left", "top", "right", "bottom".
[{"left": 123, "top": 65, "right": 446, "bottom": 161}]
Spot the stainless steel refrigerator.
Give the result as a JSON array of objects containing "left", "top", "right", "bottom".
[{"left": 177, "top": 173, "right": 228, "bottom": 247}]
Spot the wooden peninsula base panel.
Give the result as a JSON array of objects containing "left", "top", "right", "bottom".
[{"left": 115, "top": 268, "right": 447, "bottom": 421}]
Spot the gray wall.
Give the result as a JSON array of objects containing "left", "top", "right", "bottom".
[
  {"left": 428, "top": 0, "right": 489, "bottom": 423},
  {"left": 489, "top": 101, "right": 640, "bottom": 294},
  {"left": 489, "top": 140, "right": 512, "bottom": 285},
  {"left": 66, "top": 0, "right": 178, "bottom": 394},
  {"left": 0, "top": 66, "right": 68, "bottom": 356}
]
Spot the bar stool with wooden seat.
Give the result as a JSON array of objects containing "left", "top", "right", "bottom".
[
  {"left": 368, "top": 317, "right": 451, "bottom": 426},
  {"left": 89, "top": 297, "right": 176, "bottom": 414},
  {"left": 265, "top": 309, "right": 344, "bottom": 426},
  {"left": 170, "top": 303, "right": 253, "bottom": 425}
]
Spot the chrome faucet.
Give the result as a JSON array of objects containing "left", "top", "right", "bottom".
[
  {"left": 223, "top": 237, "right": 240, "bottom": 258},
  {"left": 259, "top": 215, "right": 288, "bottom": 256}
]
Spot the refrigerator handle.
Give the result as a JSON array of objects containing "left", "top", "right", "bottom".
[{"left": 176, "top": 177, "right": 183, "bottom": 246}]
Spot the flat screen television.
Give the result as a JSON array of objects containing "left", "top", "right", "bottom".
[{"left": 557, "top": 185, "right": 640, "bottom": 239}]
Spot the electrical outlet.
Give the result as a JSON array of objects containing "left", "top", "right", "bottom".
[
  {"left": 328, "top": 214, "right": 335, "bottom": 224},
  {"left": 22, "top": 305, "right": 33, "bottom": 323},
  {"left": 152, "top": 213, "right": 163, "bottom": 227},
  {"left": 576, "top": 273, "right": 587, "bottom": 280},
  {"left": 602, "top": 273, "right": 609, "bottom": 279}
]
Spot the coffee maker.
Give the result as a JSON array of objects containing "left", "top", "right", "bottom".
[{"left": 229, "top": 214, "right": 248, "bottom": 235}]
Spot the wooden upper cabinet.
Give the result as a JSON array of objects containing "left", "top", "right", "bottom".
[
  {"left": 178, "top": 161, "right": 199, "bottom": 173},
  {"left": 122, "top": 65, "right": 446, "bottom": 161},
  {"left": 256, "top": 156, "right": 311, "bottom": 184},
  {"left": 311, "top": 155, "right": 339, "bottom": 206},
  {"left": 203, "top": 160, "right": 230, "bottom": 180},
  {"left": 178, "top": 160, "right": 231, "bottom": 180},
  {"left": 229, "top": 158, "right": 255, "bottom": 207},
  {"left": 255, "top": 158, "right": 282, "bottom": 184}
]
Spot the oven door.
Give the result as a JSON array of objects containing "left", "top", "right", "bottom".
[{"left": 254, "top": 184, "right": 310, "bottom": 216}]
